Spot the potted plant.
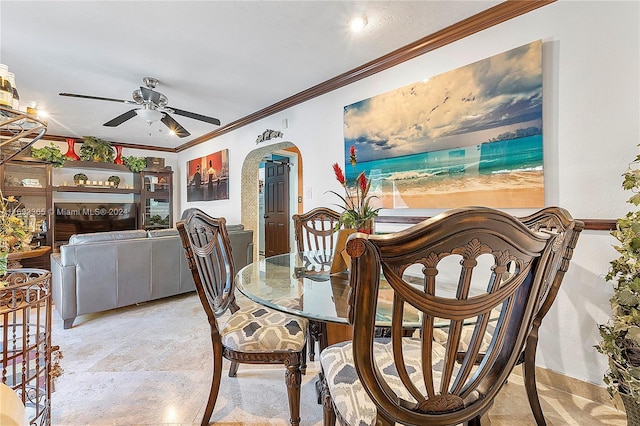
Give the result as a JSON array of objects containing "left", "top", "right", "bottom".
[
  {"left": 79, "top": 136, "right": 115, "bottom": 163},
  {"left": 31, "top": 143, "right": 65, "bottom": 167},
  {"left": 107, "top": 175, "right": 120, "bottom": 188},
  {"left": 122, "top": 156, "right": 146, "bottom": 172},
  {"left": 73, "top": 173, "right": 88, "bottom": 185},
  {"left": 597, "top": 150, "right": 640, "bottom": 421},
  {"left": 328, "top": 145, "right": 380, "bottom": 233}
]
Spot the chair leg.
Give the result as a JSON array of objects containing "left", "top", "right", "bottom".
[
  {"left": 309, "top": 320, "right": 324, "bottom": 361},
  {"left": 320, "top": 372, "right": 336, "bottom": 426},
  {"left": 301, "top": 342, "right": 308, "bottom": 375},
  {"left": 523, "top": 329, "right": 547, "bottom": 426},
  {"left": 375, "top": 409, "right": 395, "bottom": 426},
  {"left": 466, "top": 413, "right": 492, "bottom": 426},
  {"left": 228, "top": 361, "right": 239, "bottom": 377},
  {"left": 284, "top": 352, "right": 303, "bottom": 426},
  {"left": 202, "top": 341, "right": 224, "bottom": 426},
  {"left": 318, "top": 322, "right": 328, "bottom": 354}
]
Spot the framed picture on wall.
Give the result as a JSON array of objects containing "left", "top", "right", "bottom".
[
  {"left": 186, "top": 149, "right": 229, "bottom": 202},
  {"left": 343, "top": 40, "right": 543, "bottom": 209}
]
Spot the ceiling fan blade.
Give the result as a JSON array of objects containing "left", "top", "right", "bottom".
[
  {"left": 140, "top": 86, "right": 162, "bottom": 105},
  {"left": 170, "top": 107, "right": 221, "bottom": 126},
  {"left": 161, "top": 113, "right": 190, "bottom": 138},
  {"left": 59, "top": 92, "right": 137, "bottom": 104},
  {"left": 104, "top": 109, "right": 138, "bottom": 127}
]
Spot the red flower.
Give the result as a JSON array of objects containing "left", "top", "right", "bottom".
[
  {"left": 328, "top": 145, "right": 380, "bottom": 231},
  {"left": 358, "top": 172, "right": 367, "bottom": 193},
  {"left": 332, "top": 163, "right": 346, "bottom": 186}
]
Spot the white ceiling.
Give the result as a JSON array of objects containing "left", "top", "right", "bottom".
[{"left": 1, "top": 1, "right": 500, "bottom": 150}]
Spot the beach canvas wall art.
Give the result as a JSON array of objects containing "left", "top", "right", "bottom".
[
  {"left": 186, "top": 149, "right": 229, "bottom": 202},
  {"left": 343, "top": 40, "right": 543, "bottom": 209}
]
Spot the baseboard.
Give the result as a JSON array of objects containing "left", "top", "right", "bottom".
[{"left": 511, "top": 364, "right": 623, "bottom": 410}]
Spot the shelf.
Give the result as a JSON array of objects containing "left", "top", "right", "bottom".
[
  {"left": 62, "top": 160, "right": 133, "bottom": 172},
  {"left": 53, "top": 186, "right": 140, "bottom": 194},
  {"left": 4, "top": 186, "right": 47, "bottom": 195}
]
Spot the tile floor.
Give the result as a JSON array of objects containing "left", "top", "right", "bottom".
[{"left": 50, "top": 292, "right": 627, "bottom": 425}]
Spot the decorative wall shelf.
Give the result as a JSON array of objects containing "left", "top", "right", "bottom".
[
  {"left": 52, "top": 186, "right": 140, "bottom": 194},
  {"left": 61, "top": 160, "right": 132, "bottom": 172}
]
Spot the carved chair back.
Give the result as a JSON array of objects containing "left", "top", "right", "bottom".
[
  {"left": 292, "top": 207, "right": 342, "bottom": 359},
  {"left": 292, "top": 207, "right": 342, "bottom": 253},
  {"left": 344, "top": 207, "right": 558, "bottom": 425},
  {"left": 515, "top": 207, "right": 584, "bottom": 424},
  {"left": 178, "top": 208, "right": 239, "bottom": 325},
  {"left": 519, "top": 207, "right": 584, "bottom": 328}
]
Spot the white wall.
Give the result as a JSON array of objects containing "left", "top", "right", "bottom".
[{"left": 177, "top": 0, "right": 640, "bottom": 386}]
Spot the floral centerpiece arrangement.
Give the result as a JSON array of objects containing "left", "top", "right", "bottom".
[{"left": 329, "top": 145, "right": 380, "bottom": 233}]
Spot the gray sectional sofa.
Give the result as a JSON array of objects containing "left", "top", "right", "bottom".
[{"left": 50, "top": 225, "right": 253, "bottom": 329}]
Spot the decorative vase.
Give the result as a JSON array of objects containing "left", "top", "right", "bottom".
[
  {"left": 64, "top": 138, "right": 80, "bottom": 161},
  {"left": 620, "top": 391, "right": 640, "bottom": 425},
  {"left": 114, "top": 145, "right": 124, "bottom": 165},
  {"left": 357, "top": 218, "right": 374, "bottom": 235}
]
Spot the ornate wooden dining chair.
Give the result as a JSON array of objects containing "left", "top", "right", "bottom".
[
  {"left": 178, "top": 208, "right": 308, "bottom": 426},
  {"left": 516, "top": 207, "right": 584, "bottom": 425},
  {"left": 431, "top": 207, "right": 584, "bottom": 425},
  {"left": 292, "top": 207, "right": 342, "bottom": 361},
  {"left": 319, "top": 207, "right": 561, "bottom": 426}
]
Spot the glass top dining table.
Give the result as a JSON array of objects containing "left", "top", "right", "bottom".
[{"left": 235, "top": 250, "right": 422, "bottom": 328}]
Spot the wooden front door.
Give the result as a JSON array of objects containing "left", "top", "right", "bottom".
[{"left": 264, "top": 160, "right": 290, "bottom": 257}]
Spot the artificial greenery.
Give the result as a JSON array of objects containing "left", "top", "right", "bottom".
[
  {"left": 79, "top": 136, "right": 115, "bottom": 163},
  {"left": 107, "top": 175, "right": 120, "bottom": 187},
  {"left": 122, "top": 156, "right": 146, "bottom": 173},
  {"left": 31, "top": 143, "right": 65, "bottom": 167},
  {"left": 73, "top": 173, "right": 88, "bottom": 183},
  {"left": 597, "top": 150, "right": 640, "bottom": 402}
]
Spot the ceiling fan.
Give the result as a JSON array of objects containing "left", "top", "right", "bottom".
[{"left": 59, "top": 77, "right": 221, "bottom": 138}]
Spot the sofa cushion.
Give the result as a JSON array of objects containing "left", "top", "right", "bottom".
[
  {"left": 227, "top": 224, "right": 245, "bottom": 232},
  {"left": 147, "top": 228, "right": 179, "bottom": 238},
  {"left": 69, "top": 230, "right": 147, "bottom": 244}
]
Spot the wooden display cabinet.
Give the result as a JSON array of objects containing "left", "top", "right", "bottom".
[
  {"left": 140, "top": 169, "right": 173, "bottom": 230},
  {"left": 0, "top": 158, "right": 53, "bottom": 269}
]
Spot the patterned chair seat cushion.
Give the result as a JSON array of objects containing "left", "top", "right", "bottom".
[
  {"left": 320, "top": 338, "right": 479, "bottom": 426},
  {"left": 221, "top": 304, "right": 308, "bottom": 352}
]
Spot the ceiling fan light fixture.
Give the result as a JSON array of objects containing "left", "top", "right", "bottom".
[{"left": 135, "top": 108, "right": 163, "bottom": 124}]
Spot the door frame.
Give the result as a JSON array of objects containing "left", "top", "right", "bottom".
[{"left": 240, "top": 142, "right": 299, "bottom": 261}]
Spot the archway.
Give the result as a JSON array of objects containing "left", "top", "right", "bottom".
[{"left": 240, "top": 141, "right": 299, "bottom": 261}]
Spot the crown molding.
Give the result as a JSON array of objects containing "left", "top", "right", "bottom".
[
  {"left": 9, "top": 132, "right": 177, "bottom": 153},
  {"left": 176, "top": 0, "right": 555, "bottom": 152}
]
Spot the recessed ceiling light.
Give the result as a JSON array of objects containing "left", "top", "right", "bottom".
[{"left": 349, "top": 16, "right": 368, "bottom": 33}]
